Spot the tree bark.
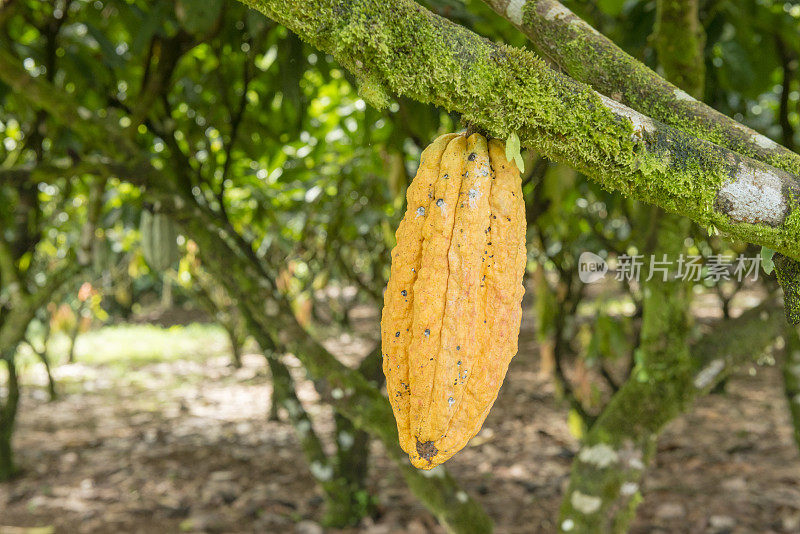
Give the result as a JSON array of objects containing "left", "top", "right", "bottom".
[{"left": 482, "top": 0, "right": 800, "bottom": 324}]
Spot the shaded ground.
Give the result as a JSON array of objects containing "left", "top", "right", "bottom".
[{"left": 1, "top": 300, "right": 799, "bottom": 533}]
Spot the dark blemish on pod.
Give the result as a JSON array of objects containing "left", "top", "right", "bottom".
[
  {"left": 443, "top": 173, "right": 448, "bottom": 179},
  {"left": 395, "top": 331, "right": 400, "bottom": 337},
  {"left": 468, "top": 152, "right": 476, "bottom": 161},
  {"left": 436, "top": 199, "right": 443, "bottom": 207},
  {"left": 401, "top": 289, "right": 407, "bottom": 296},
  {"left": 424, "top": 328, "right": 430, "bottom": 337},
  {"left": 457, "top": 360, "right": 461, "bottom": 365},
  {"left": 416, "top": 439, "right": 438, "bottom": 461},
  {"left": 456, "top": 345, "right": 460, "bottom": 350}
]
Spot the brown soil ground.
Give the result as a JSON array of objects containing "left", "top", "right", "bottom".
[{"left": 1, "top": 298, "right": 799, "bottom": 533}]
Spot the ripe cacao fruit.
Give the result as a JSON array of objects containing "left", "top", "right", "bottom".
[
  {"left": 381, "top": 132, "right": 527, "bottom": 469},
  {"left": 140, "top": 210, "right": 179, "bottom": 273}
]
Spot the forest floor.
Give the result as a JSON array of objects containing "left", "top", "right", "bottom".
[{"left": 1, "top": 296, "right": 800, "bottom": 534}]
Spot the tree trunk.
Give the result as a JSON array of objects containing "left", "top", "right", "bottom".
[
  {"left": 560, "top": 6, "right": 703, "bottom": 529},
  {"left": 67, "top": 315, "right": 80, "bottom": 364},
  {"left": 784, "top": 325, "right": 800, "bottom": 451},
  {"left": 161, "top": 276, "right": 173, "bottom": 310},
  {"left": 325, "top": 348, "right": 384, "bottom": 525},
  {"left": 38, "top": 350, "right": 58, "bottom": 402},
  {"left": 0, "top": 355, "right": 20, "bottom": 481},
  {"left": 225, "top": 322, "right": 243, "bottom": 368}
]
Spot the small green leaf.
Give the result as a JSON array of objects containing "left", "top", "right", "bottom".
[
  {"left": 513, "top": 153, "right": 525, "bottom": 173},
  {"left": 761, "top": 247, "right": 775, "bottom": 275},
  {"left": 505, "top": 132, "right": 520, "bottom": 163}
]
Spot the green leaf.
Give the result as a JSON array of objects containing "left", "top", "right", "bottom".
[
  {"left": 505, "top": 132, "right": 520, "bottom": 163},
  {"left": 513, "top": 153, "right": 525, "bottom": 174},
  {"left": 761, "top": 247, "right": 775, "bottom": 275}
]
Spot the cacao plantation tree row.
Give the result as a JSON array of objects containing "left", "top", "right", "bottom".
[{"left": 1, "top": 0, "right": 799, "bottom": 532}]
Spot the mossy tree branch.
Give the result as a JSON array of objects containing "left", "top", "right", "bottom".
[
  {"left": 482, "top": 0, "right": 800, "bottom": 323},
  {"left": 235, "top": 0, "right": 800, "bottom": 263},
  {"left": 481, "top": 0, "right": 800, "bottom": 175}
]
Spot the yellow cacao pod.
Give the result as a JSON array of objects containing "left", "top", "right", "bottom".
[{"left": 381, "top": 132, "right": 527, "bottom": 469}]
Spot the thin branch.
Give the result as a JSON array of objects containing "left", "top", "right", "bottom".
[{"left": 215, "top": 37, "right": 256, "bottom": 222}]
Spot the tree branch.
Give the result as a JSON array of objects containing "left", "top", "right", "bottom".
[
  {"left": 559, "top": 300, "right": 783, "bottom": 532},
  {"left": 234, "top": 0, "right": 800, "bottom": 262},
  {"left": 481, "top": 0, "right": 800, "bottom": 175}
]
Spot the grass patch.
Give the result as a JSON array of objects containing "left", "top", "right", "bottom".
[{"left": 16, "top": 322, "right": 230, "bottom": 372}]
